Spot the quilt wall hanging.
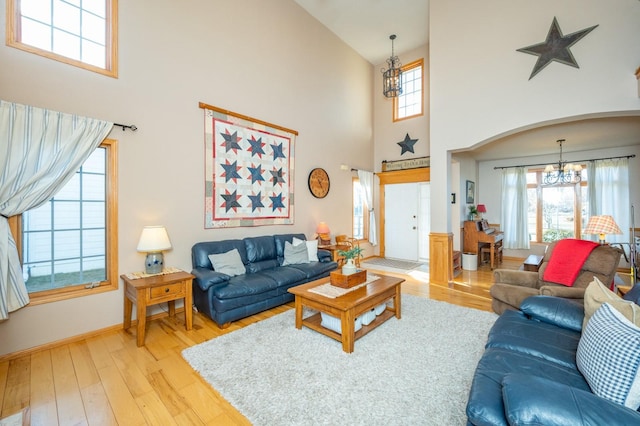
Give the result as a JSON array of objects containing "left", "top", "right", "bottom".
[{"left": 200, "top": 102, "right": 298, "bottom": 228}]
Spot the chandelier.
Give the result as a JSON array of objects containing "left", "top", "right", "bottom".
[
  {"left": 543, "top": 139, "right": 582, "bottom": 185},
  {"left": 381, "top": 34, "right": 402, "bottom": 98}
]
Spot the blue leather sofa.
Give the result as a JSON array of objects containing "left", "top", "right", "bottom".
[
  {"left": 466, "top": 296, "right": 640, "bottom": 425},
  {"left": 191, "top": 233, "right": 337, "bottom": 327}
]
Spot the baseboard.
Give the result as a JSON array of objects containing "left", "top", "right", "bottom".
[{"left": 0, "top": 307, "right": 186, "bottom": 363}]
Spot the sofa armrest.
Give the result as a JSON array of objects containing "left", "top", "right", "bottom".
[
  {"left": 317, "top": 249, "right": 332, "bottom": 262},
  {"left": 493, "top": 269, "right": 539, "bottom": 288},
  {"left": 520, "top": 296, "right": 584, "bottom": 332},
  {"left": 539, "top": 285, "right": 586, "bottom": 299},
  {"left": 191, "top": 267, "right": 230, "bottom": 291},
  {"left": 502, "top": 374, "right": 640, "bottom": 425}
]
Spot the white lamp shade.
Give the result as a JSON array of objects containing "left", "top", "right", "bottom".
[{"left": 137, "top": 226, "right": 172, "bottom": 252}]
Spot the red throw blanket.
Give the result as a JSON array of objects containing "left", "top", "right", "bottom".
[{"left": 542, "top": 239, "right": 598, "bottom": 286}]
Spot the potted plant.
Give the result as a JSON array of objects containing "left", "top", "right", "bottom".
[
  {"left": 468, "top": 205, "right": 478, "bottom": 221},
  {"left": 337, "top": 246, "right": 363, "bottom": 275}
]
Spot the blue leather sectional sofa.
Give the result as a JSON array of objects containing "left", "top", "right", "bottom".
[
  {"left": 191, "top": 233, "right": 337, "bottom": 327},
  {"left": 466, "top": 296, "right": 640, "bottom": 425}
]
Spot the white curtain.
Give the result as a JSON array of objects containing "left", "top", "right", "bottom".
[
  {"left": 357, "top": 170, "right": 377, "bottom": 246},
  {"left": 587, "top": 158, "right": 630, "bottom": 244},
  {"left": 0, "top": 100, "right": 113, "bottom": 320},
  {"left": 500, "top": 167, "right": 530, "bottom": 249}
]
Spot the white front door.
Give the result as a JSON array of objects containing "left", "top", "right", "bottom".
[{"left": 385, "top": 183, "right": 419, "bottom": 261}]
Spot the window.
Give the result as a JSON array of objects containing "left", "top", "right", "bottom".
[
  {"left": 352, "top": 178, "right": 369, "bottom": 241},
  {"left": 11, "top": 139, "right": 118, "bottom": 304},
  {"left": 526, "top": 167, "right": 588, "bottom": 243},
  {"left": 393, "top": 58, "right": 423, "bottom": 121},
  {"left": 6, "top": 0, "right": 118, "bottom": 77}
]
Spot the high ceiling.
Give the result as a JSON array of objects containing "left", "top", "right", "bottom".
[
  {"left": 294, "top": 0, "right": 429, "bottom": 65},
  {"left": 295, "top": 1, "right": 640, "bottom": 161}
]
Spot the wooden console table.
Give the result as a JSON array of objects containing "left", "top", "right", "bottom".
[{"left": 121, "top": 270, "right": 194, "bottom": 346}]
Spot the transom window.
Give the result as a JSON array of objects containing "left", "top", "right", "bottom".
[
  {"left": 10, "top": 139, "right": 118, "bottom": 304},
  {"left": 526, "top": 168, "right": 589, "bottom": 242},
  {"left": 6, "top": 0, "right": 118, "bottom": 77},
  {"left": 393, "top": 58, "right": 423, "bottom": 122}
]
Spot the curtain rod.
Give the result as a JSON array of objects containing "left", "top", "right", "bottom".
[
  {"left": 113, "top": 123, "right": 138, "bottom": 131},
  {"left": 493, "top": 154, "right": 635, "bottom": 170},
  {"left": 351, "top": 168, "right": 375, "bottom": 173}
]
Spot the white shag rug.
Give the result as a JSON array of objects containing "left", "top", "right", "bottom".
[{"left": 182, "top": 294, "right": 497, "bottom": 426}]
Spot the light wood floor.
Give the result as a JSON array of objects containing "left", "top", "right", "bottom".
[{"left": 0, "top": 259, "right": 519, "bottom": 425}]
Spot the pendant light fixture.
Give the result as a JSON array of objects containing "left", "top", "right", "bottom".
[
  {"left": 382, "top": 34, "right": 402, "bottom": 98},
  {"left": 543, "top": 139, "right": 582, "bottom": 185}
]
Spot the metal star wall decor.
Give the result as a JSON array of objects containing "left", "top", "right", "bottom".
[
  {"left": 397, "top": 133, "right": 418, "bottom": 155},
  {"left": 517, "top": 17, "right": 598, "bottom": 80}
]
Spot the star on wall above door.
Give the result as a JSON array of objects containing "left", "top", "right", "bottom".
[
  {"left": 517, "top": 17, "right": 598, "bottom": 80},
  {"left": 397, "top": 133, "right": 418, "bottom": 155}
]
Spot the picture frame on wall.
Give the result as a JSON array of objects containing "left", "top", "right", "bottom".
[{"left": 466, "top": 180, "right": 475, "bottom": 204}]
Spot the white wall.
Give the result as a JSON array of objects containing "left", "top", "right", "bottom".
[
  {"left": 370, "top": 44, "right": 430, "bottom": 255},
  {"left": 0, "top": 0, "right": 374, "bottom": 356},
  {"left": 430, "top": 0, "right": 640, "bottom": 236}
]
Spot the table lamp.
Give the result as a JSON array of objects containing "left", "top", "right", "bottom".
[
  {"left": 137, "top": 226, "right": 172, "bottom": 274},
  {"left": 476, "top": 204, "right": 487, "bottom": 219},
  {"left": 316, "top": 222, "right": 331, "bottom": 245},
  {"left": 584, "top": 215, "right": 622, "bottom": 245}
]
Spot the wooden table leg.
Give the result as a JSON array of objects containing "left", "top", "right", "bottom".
[
  {"left": 490, "top": 243, "right": 495, "bottom": 269},
  {"left": 185, "top": 283, "right": 193, "bottom": 331},
  {"left": 294, "top": 297, "right": 302, "bottom": 329},
  {"left": 340, "top": 309, "right": 355, "bottom": 353},
  {"left": 395, "top": 285, "right": 402, "bottom": 319},
  {"left": 168, "top": 300, "right": 176, "bottom": 317},
  {"left": 136, "top": 289, "right": 146, "bottom": 347},
  {"left": 123, "top": 293, "right": 133, "bottom": 330}
]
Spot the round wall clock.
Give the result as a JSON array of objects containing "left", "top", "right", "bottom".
[{"left": 308, "top": 168, "right": 330, "bottom": 198}]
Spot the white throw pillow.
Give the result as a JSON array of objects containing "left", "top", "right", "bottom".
[
  {"left": 208, "top": 249, "right": 246, "bottom": 276},
  {"left": 577, "top": 303, "right": 640, "bottom": 409},
  {"left": 292, "top": 237, "right": 319, "bottom": 262},
  {"left": 282, "top": 241, "right": 309, "bottom": 265}
]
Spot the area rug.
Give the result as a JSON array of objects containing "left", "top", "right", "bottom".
[
  {"left": 182, "top": 294, "right": 497, "bottom": 425},
  {"left": 362, "top": 257, "right": 425, "bottom": 270}
]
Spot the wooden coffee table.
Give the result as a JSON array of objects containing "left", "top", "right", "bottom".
[{"left": 288, "top": 273, "right": 404, "bottom": 353}]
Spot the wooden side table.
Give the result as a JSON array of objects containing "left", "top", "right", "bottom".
[
  {"left": 523, "top": 254, "right": 544, "bottom": 272},
  {"left": 121, "top": 270, "right": 194, "bottom": 347}
]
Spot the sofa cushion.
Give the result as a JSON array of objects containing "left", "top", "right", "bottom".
[
  {"left": 577, "top": 303, "right": 640, "bottom": 409},
  {"left": 293, "top": 237, "right": 319, "bottom": 262},
  {"left": 282, "top": 241, "right": 309, "bottom": 265},
  {"left": 192, "top": 239, "right": 247, "bottom": 269},
  {"left": 520, "top": 295, "right": 584, "bottom": 332},
  {"left": 466, "top": 347, "right": 591, "bottom": 426},
  {"left": 287, "top": 261, "right": 338, "bottom": 279},
  {"left": 208, "top": 249, "right": 246, "bottom": 276},
  {"left": 244, "top": 235, "right": 277, "bottom": 263},
  {"left": 274, "top": 233, "right": 306, "bottom": 260},
  {"left": 583, "top": 276, "right": 640, "bottom": 329},
  {"left": 212, "top": 273, "right": 279, "bottom": 300},
  {"left": 486, "top": 309, "right": 581, "bottom": 369},
  {"left": 502, "top": 374, "right": 640, "bottom": 425}
]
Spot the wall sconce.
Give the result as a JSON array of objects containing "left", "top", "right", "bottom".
[{"left": 137, "top": 226, "right": 172, "bottom": 274}]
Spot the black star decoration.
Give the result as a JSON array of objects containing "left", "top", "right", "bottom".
[
  {"left": 397, "top": 133, "right": 418, "bottom": 155},
  {"left": 517, "top": 17, "right": 598, "bottom": 80}
]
